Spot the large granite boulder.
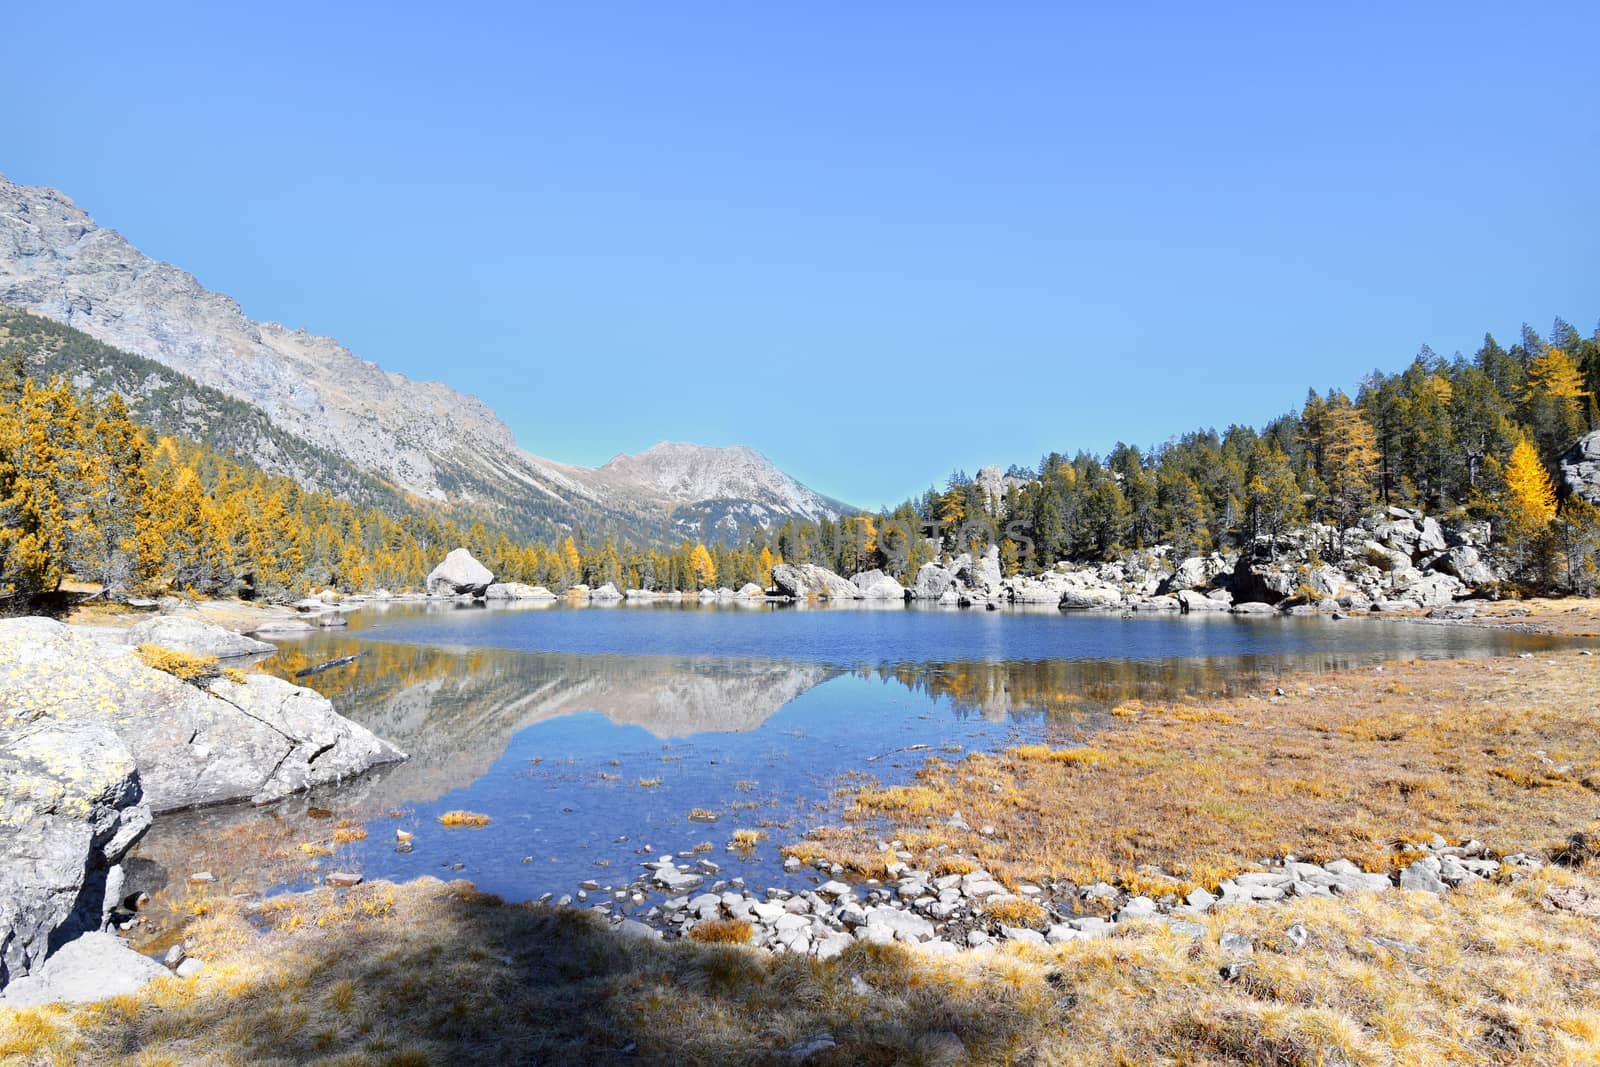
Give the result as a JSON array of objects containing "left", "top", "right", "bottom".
[
  {"left": 591, "top": 583, "right": 624, "bottom": 601},
  {"left": 0, "top": 619, "right": 403, "bottom": 814},
  {"left": 0, "top": 716, "right": 150, "bottom": 989},
  {"left": 1176, "top": 589, "right": 1229, "bottom": 613},
  {"left": 1392, "top": 572, "right": 1467, "bottom": 608},
  {"left": 1160, "top": 554, "right": 1229, "bottom": 594},
  {"left": 913, "top": 563, "right": 957, "bottom": 601},
  {"left": 770, "top": 564, "right": 862, "bottom": 600},
  {"left": 851, "top": 570, "right": 908, "bottom": 600},
  {"left": 126, "top": 615, "right": 275, "bottom": 659},
  {"left": 425, "top": 548, "right": 494, "bottom": 597},
  {"left": 1561, "top": 432, "right": 1600, "bottom": 505}
]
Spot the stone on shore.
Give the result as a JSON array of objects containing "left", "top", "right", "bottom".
[
  {"left": 126, "top": 615, "right": 275, "bottom": 659},
  {"left": 0, "top": 932, "right": 167, "bottom": 1006},
  {"left": 0, "top": 618, "right": 404, "bottom": 814},
  {"left": 484, "top": 582, "right": 557, "bottom": 600}
]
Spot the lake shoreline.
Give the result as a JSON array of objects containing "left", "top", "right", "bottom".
[{"left": 13, "top": 639, "right": 1600, "bottom": 1064}]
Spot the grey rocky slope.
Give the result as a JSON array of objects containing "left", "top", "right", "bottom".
[
  {"left": 0, "top": 617, "right": 403, "bottom": 812},
  {"left": 769, "top": 505, "right": 1503, "bottom": 614},
  {"left": 0, "top": 174, "right": 846, "bottom": 542}
]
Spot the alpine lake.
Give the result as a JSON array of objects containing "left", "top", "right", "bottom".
[{"left": 127, "top": 600, "right": 1577, "bottom": 931}]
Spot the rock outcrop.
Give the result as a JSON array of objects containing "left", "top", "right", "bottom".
[
  {"left": 0, "top": 619, "right": 403, "bottom": 814},
  {"left": 0, "top": 712, "right": 150, "bottom": 989},
  {"left": 1561, "top": 431, "right": 1600, "bottom": 505},
  {"left": 426, "top": 548, "right": 494, "bottom": 597},
  {"left": 125, "top": 615, "right": 275, "bottom": 659},
  {"left": 771, "top": 564, "right": 862, "bottom": 600}
]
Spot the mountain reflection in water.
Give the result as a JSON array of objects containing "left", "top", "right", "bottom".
[{"left": 128, "top": 613, "right": 1572, "bottom": 914}]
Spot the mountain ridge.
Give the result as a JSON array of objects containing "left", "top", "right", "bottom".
[{"left": 0, "top": 173, "right": 847, "bottom": 543}]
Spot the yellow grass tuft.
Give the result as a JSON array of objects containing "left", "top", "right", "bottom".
[
  {"left": 984, "top": 897, "right": 1048, "bottom": 928},
  {"left": 729, "top": 829, "right": 767, "bottom": 851},
  {"left": 437, "top": 811, "right": 491, "bottom": 829},
  {"left": 687, "top": 919, "right": 753, "bottom": 944},
  {"left": 137, "top": 644, "right": 222, "bottom": 685}
]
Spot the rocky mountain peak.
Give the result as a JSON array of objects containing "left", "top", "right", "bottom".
[{"left": 0, "top": 173, "right": 848, "bottom": 541}]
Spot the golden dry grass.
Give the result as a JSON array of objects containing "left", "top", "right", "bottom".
[
  {"left": 135, "top": 644, "right": 222, "bottom": 684},
  {"left": 5, "top": 870, "right": 1600, "bottom": 1065},
  {"left": 687, "top": 919, "right": 753, "bottom": 945},
  {"left": 437, "top": 810, "right": 492, "bottom": 829},
  {"left": 807, "top": 650, "right": 1600, "bottom": 894}
]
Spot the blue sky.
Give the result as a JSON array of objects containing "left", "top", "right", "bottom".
[{"left": 4, "top": 3, "right": 1598, "bottom": 508}]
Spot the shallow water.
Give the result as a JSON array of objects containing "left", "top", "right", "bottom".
[{"left": 130, "top": 604, "right": 1577, "bottom": 915}]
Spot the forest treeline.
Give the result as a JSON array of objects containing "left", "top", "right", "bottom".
[{"left": 1, "top": 318, "right": 1598, "bottom": 605}]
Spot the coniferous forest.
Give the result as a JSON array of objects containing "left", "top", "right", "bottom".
[{"left": 2, "top": 309, "right": 1598, "bottom": 606}]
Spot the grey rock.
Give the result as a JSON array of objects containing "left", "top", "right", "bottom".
[
  {"left": 0, "top": 618, "right": 403, "bottom": 814},
  {"left": 484, "top": 582, "right": 557, "bottom": 600},
  {"left": 0, "top": 716, "right": 150, "bottom": 988},
  {"left": 1219, "top": 932, "right": 1253, "bottom": 956},
  {"left": 1429, "top": 545, "right": 1499, "bottom": 587},
  {"left": 1399, "top": 859, "right": 1446, "bottom": 894},
  {"left": 614, "top": 919, "right": 662, "bottom": 941},
  {"left": 1560, "top": 431, "right": 1600, "bottom": 505},
  {"left": 770, "top": 563, "right": 862, "bottom": 600},
  {"left": 1176, "top": 589, "right": 1229, "bottom": 613},
  {"left": 0, "top": 932, "right": 167, "bottom": 1005},
  {"left": 1002, "top": 926, "right": 1047, "bottom": 946},
  {"left": 1058, "top": 585, "right": 1123, "bottom": 610},
  {"left": 126, "top": 615, "right": 274, "bottom": 659},
  {"left": 913, "top": 563, "right": 958, "bottom": 601},
  {"left": 426, "top": 548, "right": 494, "bottom": 597},
  {"left": 590, "top": 583, "right": 623, "bottom": 601},
  {"left": 850, "top": 570, "right": 908, "bottom": 600},
  {"left": 864, "top": 906, "right": 935, "bottom": 942}
]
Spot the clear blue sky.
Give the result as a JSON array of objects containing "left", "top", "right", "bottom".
[{"left": 4, "top": 3, "right": 1597, "bottom": 508}]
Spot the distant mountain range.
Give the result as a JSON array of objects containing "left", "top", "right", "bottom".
[{"left": 0, "top": 173, "right": 847, "bottom": 543}]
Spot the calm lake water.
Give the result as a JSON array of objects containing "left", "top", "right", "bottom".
[{"left": 130, "top": 603, "right": 1576, "bottom": 915}]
